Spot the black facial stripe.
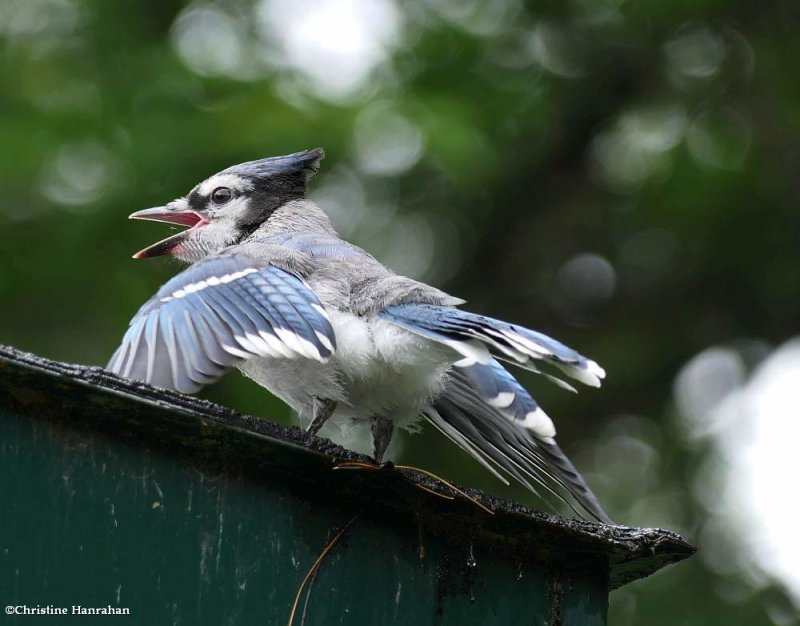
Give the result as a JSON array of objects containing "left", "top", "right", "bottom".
[
  {"left": 233, "top": 174, "right": 306, "bottom": 238},
  {"left": 187, "top": 190, "right": 205, "bottom": 210},
  {"left": 234, "top": 192, "right": 281, "bottom": 236}
]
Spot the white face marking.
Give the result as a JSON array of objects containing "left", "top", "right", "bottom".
[
  {"left": 169, "top": 197, "right": 190, "bottom": 211},
  {"left": 196, "top": 173, "right": 253, "bottom": 197}
]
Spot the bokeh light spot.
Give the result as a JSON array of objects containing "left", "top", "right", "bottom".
[
  {"left": 678, "top": 341, "right": 800, "bottom": 611},
  {"left": 354, "top": 104, "right": 425, "bottom": 176},
  {"left": 687, "top": 107, "right": 752, "bottom": 171},
  {"left": 528, "top": 21, "right": 585, "bottom": 78},
  {"left": 171, "top": 5, "right": 255, "bottom": 80},
  {"left": 550, "top": 253, "right": 616, "bottom": 326},
  {"left": 591, "top": 106, "right": 686, "bottom": 190},
  {"left": 664, "top": 23, "right": 726, "bottom": 82},
  {"left": 38, "top": 140, "right": 120, "bottom": 210},
  {"left": 257, "top": 0, "right": 401, "bottom": 101}
]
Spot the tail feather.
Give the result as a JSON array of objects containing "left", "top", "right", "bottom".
[
  {"left": 453, "top": 358, "right": 556, "bottom": 438},
  {"left": 426, "top": 364, "right": 613, "bottom": 524},
  {"left": 424, "top": 399, "right": 555, "bottom": 499},
  {"left": 422, "top": 406, "right": 511, "bottom": 485}
]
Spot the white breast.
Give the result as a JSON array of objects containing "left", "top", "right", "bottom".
[
  {"left": 237, "top": 311, "right": 453, "bottom": 434},
  {"left": 331, "top": 312, "right": 453, "bottom": 422}
]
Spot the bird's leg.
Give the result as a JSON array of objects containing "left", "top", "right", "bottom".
[
  {"left": 370, "top": 417, "right": 395, "bottom": 465},
  {"left": 306, "top": 397, "right": 337, "bottom": 437}
]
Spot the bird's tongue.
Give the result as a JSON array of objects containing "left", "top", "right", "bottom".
[{"left": 128, "top": 207, "right": 208, "bottom": 259}]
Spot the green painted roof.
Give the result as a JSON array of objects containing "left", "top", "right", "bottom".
[{"left": 0, "top": 345, "right": 694, "bottom": 590}]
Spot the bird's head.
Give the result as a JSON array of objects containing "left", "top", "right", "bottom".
[{"left": 129, "top": 148, "right": 324, "bottom": 262}]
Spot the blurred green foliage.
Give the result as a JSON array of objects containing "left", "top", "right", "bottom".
[{"left": 1, "top": 0, "right": 799, "bottom": 623}]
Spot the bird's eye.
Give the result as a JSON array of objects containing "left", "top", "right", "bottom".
[{"left": 211, "top": 187, "right": 233, "bottom": 205}]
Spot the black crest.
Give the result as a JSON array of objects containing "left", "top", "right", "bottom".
[
  {"left": 223, "top": 148, "right": 324, "bottom": 184},
  {"left": 225, "top": 148, "right": 325, "bottom": 235}
]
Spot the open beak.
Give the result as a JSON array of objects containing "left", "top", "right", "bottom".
[{"left": 129, "top": 204, "right": 209, "bottom": 259}]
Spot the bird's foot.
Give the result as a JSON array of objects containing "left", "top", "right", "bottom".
[{"left": 305, "top": 397, "right": 338, "bottom": 438}]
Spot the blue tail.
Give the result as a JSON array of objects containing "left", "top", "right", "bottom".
[
  {"left": 429, "top": 361, "right": 612, "bottom": 523},
  {"left": 453, "top": 358, "right": 556, "bottom": 438}
]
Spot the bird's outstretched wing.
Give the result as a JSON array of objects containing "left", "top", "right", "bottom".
[
  {"left": 380, "top": 303, "right": 611, "bottom": 523},
  {"left": 380, "top": 303, "right": 604, "bottom": 387},
  {"left": 108, "top": 253, "right": 335, "bottom": 394}
]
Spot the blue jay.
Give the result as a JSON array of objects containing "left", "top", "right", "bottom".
[{"left": 109, "top": 149, "right": 611, "bottom": 523}]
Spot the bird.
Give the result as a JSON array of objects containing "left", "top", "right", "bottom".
[{"left": 108, "top": 148, "right": 612, "bottom": 523}]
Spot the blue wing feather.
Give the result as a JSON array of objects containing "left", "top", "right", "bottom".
[
  {"left": 379, "top": 303, "right": 610, "bottom": 521},
  {"left": 380, "top": 304, "right": 604, "bottom": 387},
  {"left": 108, "top": 253, "right": 335, "bottom": 393},
  {"left": 273, "top": 232, "right": 370, "bottom": 261}
]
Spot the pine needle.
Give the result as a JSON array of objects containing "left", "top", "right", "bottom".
[
  {"left": 396, "top": 465, "right": 495, "bottom": 515},
  {"left": 287, "top": 511, "right": 361, "bottom": 626},
  {"left": 332, "top": 460, "right": 494, "bottom": 515}
]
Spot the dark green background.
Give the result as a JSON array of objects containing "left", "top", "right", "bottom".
[{"left": 1, "top": 0, "right": 798, "bottom": 623}]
